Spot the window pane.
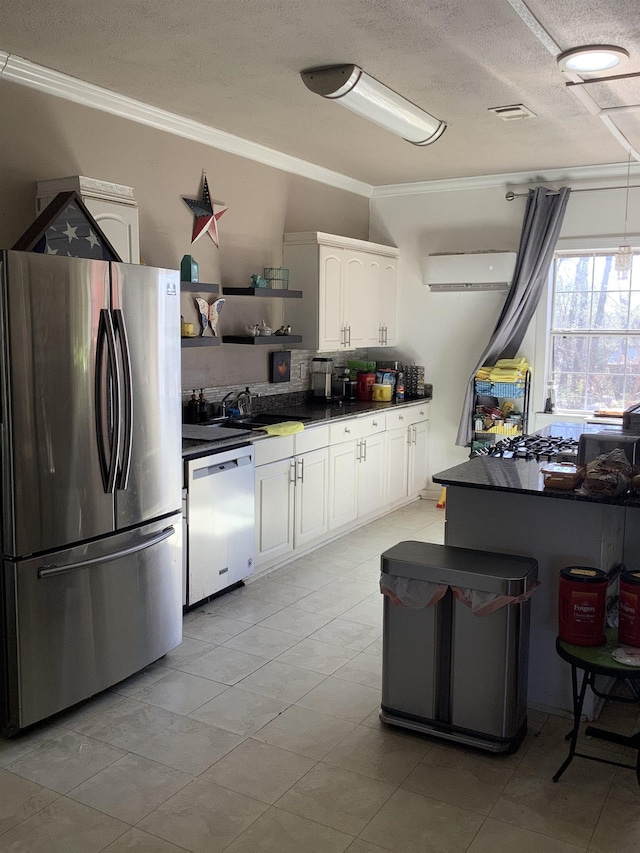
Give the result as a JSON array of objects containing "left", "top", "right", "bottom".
[
  {"left": 626, "top": 336, "right": 640, "bottom": 373},
  {"left": 631, "top": 255, "right": 640, "bottom": 291},
  {"left": 593, "top": 255, "right": 624, "bottom": 291},
  {"left": 590, "top": 291, "right": 629, "bottom": 329},
  {"left": 554, "top": 372, "right": 587, "bottom": 410},
  {"left": 588, "top": 336, "right": 624, "bottom": 373},
  {"left": 555, "top": 256, "right": 592, "bottom": 292},
  {"left": 630, "top": 294, "right": 640, "bottom": 329},
  {"left": 625, "top": 374, "right": 640, "bottom": 401},
  {"left": 552, "top": 290, "right": 590, "bottom": 329},
  {"left": 586, "top": 374, "right": 624, "bottom": 410},
  {"left": 552, "top": 334, "right": 588, "bottom": 373}
]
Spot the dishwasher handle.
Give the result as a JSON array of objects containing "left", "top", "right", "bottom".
[{"left": 192, "top": 455, "right": 252, "bottom": 479}]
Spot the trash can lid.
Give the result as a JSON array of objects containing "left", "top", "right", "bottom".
[{"left": 381, "top": 541, "right": 538, "bottom": 596}]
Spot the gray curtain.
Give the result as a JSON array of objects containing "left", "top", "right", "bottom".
[{"left": 455, "top": 186, "right": 571, "bottom": 446}]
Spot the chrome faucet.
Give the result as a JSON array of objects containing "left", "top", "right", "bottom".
[
  {"left": 219, "top": 391, "right": 235, "bottom": 416},
  {"left": 236, "top": 388, "right": 252, "bottom": 416}
]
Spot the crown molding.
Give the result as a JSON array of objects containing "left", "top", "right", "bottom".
[
  {"left": 371, "top": 162, "right": 640, "bottom": 198},
  {"left": 0, "top": 51, "right": 373, "bottom": 198},
  {"left": 2, "top": 49, "right": 637, "bottom": 203}
]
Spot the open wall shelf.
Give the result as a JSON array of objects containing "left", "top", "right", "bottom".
[
  {"left": 181, "top": 336, "right": 221, "bottom": 347},
  {"left": 222, "top": 287, "right": 302, "bottom": 298},
  {"left": 180, "top": 281, "right": 220, "bottom": 293},
  {"left": 221, "top": 335, "right": 303, "bottom": 345}
]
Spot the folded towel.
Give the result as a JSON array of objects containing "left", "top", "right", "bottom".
[
  {"left": 495, "top": 357, "right": 527, "bottom": 369},
  {"left": 256, "top": 421, "right": 305, "bottom": 436}
]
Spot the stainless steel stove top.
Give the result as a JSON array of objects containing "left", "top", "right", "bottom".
[{"left": 477, "top": 434, "right": 579, "bottom": 462}]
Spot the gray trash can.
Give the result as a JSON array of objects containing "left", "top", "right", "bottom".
[{"left": 380, "top": 541, "right": 538, "bottom": 753}]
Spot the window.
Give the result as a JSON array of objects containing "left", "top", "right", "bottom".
[{"left": 549, "top": 251, "right": 640, "bottom": 411}]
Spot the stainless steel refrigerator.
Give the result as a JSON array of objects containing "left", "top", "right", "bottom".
[{"left": 0, "top": 250, "right": 182, "bottom": 733}]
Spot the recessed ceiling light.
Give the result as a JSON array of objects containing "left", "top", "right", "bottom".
[{"left": 557, "top": 45, "right": 629, "bottom": 74}]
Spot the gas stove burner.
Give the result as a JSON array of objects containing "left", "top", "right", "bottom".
[{"left": 476, "top": 434, "right": 579, "bottom": 462}]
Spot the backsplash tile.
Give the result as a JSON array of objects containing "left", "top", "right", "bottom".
[{"left": 182, "top": 348, "right": 370, "bottom": 413}]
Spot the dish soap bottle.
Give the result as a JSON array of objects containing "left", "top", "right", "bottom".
[
  {"left": 198, "top": 389, "right": 209, "bottom": 423},
  {"left": 186, "top": 390, "right": 198, "bottom": 424}
]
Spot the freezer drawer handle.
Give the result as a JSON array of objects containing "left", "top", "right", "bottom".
[{"left": 37, "top": 526, "right": 175, "bottom": 579}]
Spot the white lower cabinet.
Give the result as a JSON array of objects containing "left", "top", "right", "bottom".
[
  {"left": 386, "top": 426, "right": 410, "bottom": 505},
  {"left": 254, "top": 404, "right": 430, "bottom": 572},
  {"left": 254, "top": 432, "right": 329, "bottom": 570},
  {"left": 254, "top": 457, "right": 295, "bottom": 566},
  {"left": 357, "top": 431, "right": 387, "bottom": 519},
  {"left": 385, "top": 405, "right": 430, "bottom": 505},
  {"left": 408, "top": 419, "right": 429, "bottom": 496},
  {"left": 328, "top": 415, "right": 387, "bottom": 531},
  {"left": 328, "top": 440, "right": 359, "bottom": 530},
  {"left": 294, "top": 448, "right": 330, "bottom": 549}
]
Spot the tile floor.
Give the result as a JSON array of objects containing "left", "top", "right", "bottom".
[{"left": 0, "top": 499, "right": 638, "bottom": 852}]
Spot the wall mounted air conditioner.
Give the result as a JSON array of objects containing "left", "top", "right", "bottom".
[{"left": 423, "top": 251, "right": 516, "bottom": 292}]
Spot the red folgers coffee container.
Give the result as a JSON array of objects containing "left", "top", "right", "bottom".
[
  {"left": 357, "top": 372, "right": 376, "bottom": 401},
  {"left": 558, "top": 567, "right": 609, "bottom": 646},
  {"left": 618, "top": 570, "right": 640, "bottom": 648}
]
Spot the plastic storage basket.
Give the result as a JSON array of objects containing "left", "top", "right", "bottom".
[{"left": 475, "top": 380, "right": 526, "bottom": 398}]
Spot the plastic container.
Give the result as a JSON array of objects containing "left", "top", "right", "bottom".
[
  {"left": 357, "top": 371, "right": 376, "bottom": 401},
  {"left": 558, "top": 567, "right": 609, "bottom": 646},
  {"left": 618, "top": 570, "right": 640, "bottom": 648},
  {"left": 541, "top": 463, "right": 581, "bottom": 490},
  {"left": 372, "top": 383, "right": 392, "bottom": 402}
]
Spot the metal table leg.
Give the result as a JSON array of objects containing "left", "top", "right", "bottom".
[{"left": 553, "top": 664, "right": 588, "bottom": 783}]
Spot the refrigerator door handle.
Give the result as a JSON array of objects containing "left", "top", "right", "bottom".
[
  {"left": 113, "top": 309, "right": 133, "bottom": 491},
  {"left": 95, "top": 309, "right": 120, "bottom": 494},
  {"left": 37, "top": 526, "right": 175, "bottom": 579}
]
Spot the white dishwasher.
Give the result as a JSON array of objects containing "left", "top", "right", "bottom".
[{"left": 185, "top": 444, "right": 254, "bottom": 606}]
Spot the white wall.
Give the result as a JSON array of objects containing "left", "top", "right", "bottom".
[{"left": 370, "top": 175, "right": 640, "bottom": 483}]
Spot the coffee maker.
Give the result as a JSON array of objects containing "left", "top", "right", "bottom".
[{"left": 312, "top": 357, "right": 333, "bottom": 400}]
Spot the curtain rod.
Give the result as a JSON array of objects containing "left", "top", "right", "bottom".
[{"left": 505, "top": 185, "right": 640, "bottom": 201}]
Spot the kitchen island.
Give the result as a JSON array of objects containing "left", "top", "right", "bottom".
[{"left": 433, "top": 423, "right": 640, "bottom": 718}]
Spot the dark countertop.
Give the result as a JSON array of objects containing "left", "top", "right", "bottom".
[
  {"left": 182, "top": 395, "right": 431, "bottom": 460},
  {"left": 433, "top": 421, "right": 640, "bottom": 506}
]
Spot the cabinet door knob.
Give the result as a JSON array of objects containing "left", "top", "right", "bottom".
[
  {"left": 345, "top": 427, "right": 350, "bottom": 434},
  {"left": 372, "top": 421, "right": 377, "bottom": 427},
  {"left": 399, "top": 415, "right": 404, "bottom": 421}
]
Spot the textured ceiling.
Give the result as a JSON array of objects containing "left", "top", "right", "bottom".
[{"left": 1, "top": 0, "right": 639, "bottom": 186}]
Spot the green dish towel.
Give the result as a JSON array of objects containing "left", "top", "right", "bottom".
[{"left": 255, "top": 421, "right": 305, "bottom": 436}]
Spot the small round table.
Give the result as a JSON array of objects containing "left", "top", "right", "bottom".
[{"left": 554, "top": 631, "right": 640, "bottom": 785}]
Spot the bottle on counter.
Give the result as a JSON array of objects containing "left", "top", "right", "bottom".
[
  {"left": 395, "top": 371, "right": 405, "bottom": 402},
  {"left": 186, "top": 390, "right": 199, "bottom": 424},
  {"left": 198, "top": 389, "right": 209, "bottom": 422}
]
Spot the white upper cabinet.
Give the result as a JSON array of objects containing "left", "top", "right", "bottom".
[{"left": 284, "top": 232, "right": 399, "bottom": 352}]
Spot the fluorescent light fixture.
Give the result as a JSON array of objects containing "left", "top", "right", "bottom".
[
  {"left": 557, "top": 45, "right": 629, "bottom": 73},
  {"left": 301, "top": 64, "right": 446, "bottom": 146}
]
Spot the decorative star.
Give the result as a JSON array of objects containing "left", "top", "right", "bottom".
[
  {"left": 85, "top": 229, "right": 100, "bottom": 250},
  {"left": 45, "top": 242, "right": 58, "bottom": 255},
  {"left": 182, "top": 176, "right": 228, "bottom": 247},
  {"left": 62, "top": 221, "right": 78, "bottom": 243}
]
